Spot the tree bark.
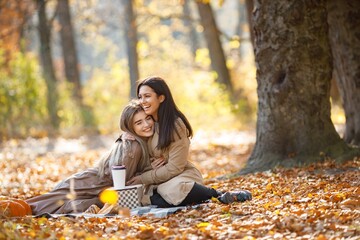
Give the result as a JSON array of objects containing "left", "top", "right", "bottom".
[
  {"left": 122, "top": 0, "right": 139, "bottom": 99},
  {"left": 327, "top": 0, "right": 360, "bottom": 146},
  {"left": 37, "top": 0, "right": 60, "bottom": 131},
  {"left": 242, "top": 0, "right": 352, "bottom": 173},
  {"left": 196, "top": 1, "right": 234, "bottom": 95}
]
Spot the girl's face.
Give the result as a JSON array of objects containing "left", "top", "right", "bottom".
[
  {"left": 138, "top": 85, "right": 164, "bottom": 121},
  {"left": 132, "top": 110, "right": 154, "bottom": 138}
]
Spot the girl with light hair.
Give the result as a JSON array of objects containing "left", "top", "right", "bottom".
[{"left": 26, "top": 100, "right": 154, "bottom": 215}]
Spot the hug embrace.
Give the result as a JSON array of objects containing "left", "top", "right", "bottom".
[{"left": 25, "top": 76, "right": 252, "bottom": 215}]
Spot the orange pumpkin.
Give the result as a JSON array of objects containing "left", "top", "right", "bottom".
[
  {"left": 11, "top": 199, "right": 32, "bottom": 215},
  {"left": 0, "top": 196, "right": 32, "bottom": 216},
  {"left": 0, "top": 200, "right": 26, "bottom": 217},
  {"left": 0, "top": 199, "right": 31, "bottom": 217}
]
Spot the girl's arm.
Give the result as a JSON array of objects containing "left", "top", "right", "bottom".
[{"left": 122, "top": 140, "right": 142, "bottom": 183}]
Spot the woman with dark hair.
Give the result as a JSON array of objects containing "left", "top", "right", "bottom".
[
  {"left": 26, "top": 100, "right": 154, "bottom": 214},
  {"left": 127, "top": 76, "right": 252, "bottom": 207}
]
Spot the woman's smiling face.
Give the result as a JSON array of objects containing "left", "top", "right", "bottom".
[
  {"left": 138, "top": 85, "right": 164, "bottom": 121},
  {"left": 132, "top": 110, "right": 154, "bottom": 138}
]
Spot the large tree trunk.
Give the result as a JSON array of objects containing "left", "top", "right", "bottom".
[
  {"left": 57, "top": 0, "right": 98, "bottom": 130},
  {"left": 122, "top": 0, "right": 139, "bottom": 99},
  {"left": 37, "top": 0, "right": 60, "bottom": 131},
  {"left": 196, "top": 1, "right": 234, "bottom": 95},
  {"left": 327, "top": 0, "right": 360, "bottom": 146},
  {"left": 242, "top": 0, "right": 352, "bottom": 173}
]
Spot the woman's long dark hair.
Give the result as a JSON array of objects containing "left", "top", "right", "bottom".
[{"left": 137, "top": 76, "right": 193, "bottom": 150}]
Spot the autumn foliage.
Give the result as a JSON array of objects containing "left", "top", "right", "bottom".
[
  {"left": 0, "top": 137, "right": 359, "bottom": 239},
  {"left": 0, "top": 1, "right": 35, "bottom": 65}
]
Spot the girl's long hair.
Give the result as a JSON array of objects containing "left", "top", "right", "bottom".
[
  {"left": 97, "top": 100, "right": 149, "bottom": 178},
  {"left": 137, "top": 76, "right": 193, "bottom": 150}
]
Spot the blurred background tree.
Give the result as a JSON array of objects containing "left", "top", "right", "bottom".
[
  {"left": 57, "top": 0, "right": 98, "bottom": 132},
  {"left": 196, "top": 0, "right": 234, "bottom": 96},
  {"left": 327, "top": 0, "right": 360, "bottom": 146},
  {"left": 1, "top": 0, "right": 353, "bottom": 151},
  {"left": 0, "top": 0, "right": 259, "bottom": 140},
  {"left": 121, "top": 0, "right": 140, "bottom": 99},
  {"left": 2, "top": 0, "right": 359, "bottom": 173},
  {"left": 37, "top": 0, "right": 60, "bottom": 133}
]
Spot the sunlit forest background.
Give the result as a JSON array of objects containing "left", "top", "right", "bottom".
[
  {"left": 1, "top": 2, "right": 359, "bottom": 239},
  {"left": 0, "top": 0, "right": 344, "bottom": 140}
]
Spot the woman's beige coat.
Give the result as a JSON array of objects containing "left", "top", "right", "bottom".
[{"left": 140, "top": 118, "right": 204, "bottom": 205}]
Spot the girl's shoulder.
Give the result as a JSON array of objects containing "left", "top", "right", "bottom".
[
  {"left": 121, "top": 138, "right": 142, "bottom": 151},
  {"left": 128, "top": 138, "right": 142, "bottom": 148}
]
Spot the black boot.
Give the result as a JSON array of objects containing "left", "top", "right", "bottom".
[{"left": 218, "top": 190, "right": 252, "bottom": 204}]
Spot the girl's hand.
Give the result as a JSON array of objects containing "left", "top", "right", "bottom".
[
  {"left": 121, "top": 132, "right": 135, "bottom": 141},
  {"left": 151, "top": 156, "right": 165, "bottom": 169},
  {"left": 126, "top": 175, "right": 142, "bottom": 185}
]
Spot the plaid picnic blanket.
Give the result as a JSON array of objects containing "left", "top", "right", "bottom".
[
  {"left": 131, "top": 205, "right": 187, "bottom": 217},
  {"left": 34, "top": 205, "right": 187, "bottom": 219}
]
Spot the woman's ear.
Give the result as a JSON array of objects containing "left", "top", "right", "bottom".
[{"left": 159, "top": 95, "right": 165, "bottom": 103}]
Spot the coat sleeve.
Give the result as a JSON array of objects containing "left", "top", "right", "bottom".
[
  {"left": 123, "top": 141, "right": 143, "bottom": 182},
  {"left": 140, "top": 119, "right": 190, "bottom": 185}
]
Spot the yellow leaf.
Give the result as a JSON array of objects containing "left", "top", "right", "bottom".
[
  {"left": 197, "top": 222, "right": 210, "bottom": 228},
  {"left": 263, "top": 202, "right": 271, "bottom": 209},
  {"left": 38, "top": 217, "right": 48, "bottom": 225},
  {"left": 28, "top": 230, "right": 37, "bottom": 238},
  {"left": 265, "top": 183, "right": 273, "bottom": 191},
  {"left": 85, "top": 237, "right": 98, "bottom": 240},
  {"left": 221, "top": 205, "right": 230, "bottom": 213},
  {"left": 317, "top": 234, "right": 327, "bottom": 240},
  {"left": 99, "top": 189, "right": 118, "bottom": 204}
]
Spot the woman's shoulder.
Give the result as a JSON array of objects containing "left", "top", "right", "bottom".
[
  {"left": 173, "top": 117, "right": 189, "bottom": 139},
  {"left": 174, "top": 117, "right": 186, "bottom": 130}
]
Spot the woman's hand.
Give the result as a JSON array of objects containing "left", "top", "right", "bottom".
[
  {"left": 121, "top": 132, "right": 135, "bottom": 141},
  {"left": 151, "top": 156, "right": 165, "bottom": 169},
  {"left": 126, "top": 175, "right": 142, "bottom": 185}
]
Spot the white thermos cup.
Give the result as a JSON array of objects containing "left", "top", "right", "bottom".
[{"left": 111, "top": 165, "right": 126, "bottom": 189}]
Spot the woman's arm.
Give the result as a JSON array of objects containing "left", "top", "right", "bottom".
[{"left": 140, "top": 119, "right": 190, "bottom": 185}]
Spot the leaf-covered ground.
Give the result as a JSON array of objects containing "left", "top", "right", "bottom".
[{"left": 0, "top": 132, "right": 359, "bottom": 239}]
